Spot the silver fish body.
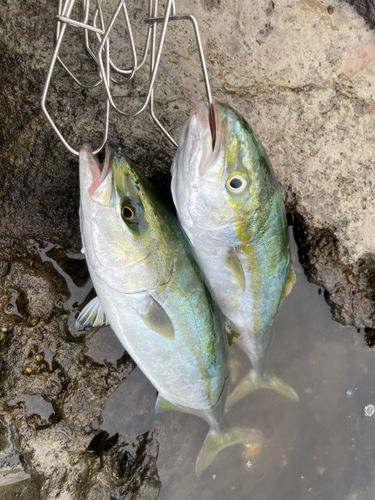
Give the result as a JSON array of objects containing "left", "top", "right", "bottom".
[
  {"left": 78, "top": 142, "right": 264, "bottom": 474},
  {"left": 171, "top": 102, "right": 298, "bottom": 408}
]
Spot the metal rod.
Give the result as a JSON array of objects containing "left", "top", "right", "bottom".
[
  {"left": 148, "top": 0, "right": 178, "bottom": 147},
  {"left": 42, "top": 0, "right": 216, "bottom": 154},
  {"left": 145, "top": 14, "right": 213, "bottom": 106},
  {"left": 145, "top": 13, "right": 216, "bottom": 146},
  {"left": 56, "top": 1, "right": 103, "bottom": 89},
  {"left": 41, "top": 0, "right": 109, "bottom": 155},
  {"left": 94, "top": 0, "right": 138, "bottom": 79},
  {"left": 97, "top": 0, "right": 173, "bottom": 117}
]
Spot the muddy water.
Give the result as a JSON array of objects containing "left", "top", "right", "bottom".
[
  {"left": 154, "top": 233, "right": 375, "bottom": 500},
  {"left": 59, "top": 229, "right": 375, "bottom": 499}
]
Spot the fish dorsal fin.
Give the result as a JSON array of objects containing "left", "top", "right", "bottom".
[
  {"left": 76, "top": 297, "right": 109, "bottom": 328},
  {"left": 222, "top": 249, "right": 246, "bottom": 292},
  {"left": 137, "top": 295, "right": 175, "bottom": 340},
  {"left": 155, "top": 395, "right": 188, "bottom": 414}
]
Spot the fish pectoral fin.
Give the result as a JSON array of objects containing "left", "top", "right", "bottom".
[
  {"left": 137, "top": 296, "right": 175, "bottom": 340},
  {"left": 222, "top": 249, "right": 246, "bottom": 292},
  {"left": 155, "top": 395, "right": 188, "bottom": 414},
  {"left": 75, "top": 296, "right": 109, "bottom": 328}
]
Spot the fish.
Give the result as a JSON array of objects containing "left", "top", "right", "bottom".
[
  {"left": 77, "top": 141, "right": 265, "bottom": 475},
  {"left": 171, "top": 102, "right": 298, "bottom": 410}
]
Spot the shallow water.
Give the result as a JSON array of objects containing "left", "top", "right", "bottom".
[{"left": 53, "top": 229, "right": 375, "bottom": 499}]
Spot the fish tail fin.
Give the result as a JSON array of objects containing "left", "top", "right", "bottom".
[
  {"left": 195, "top": 424, "right": 265, "bottom": 477},
  {"left": 225, "top": 370, "right": 299, "bottom": 411}
]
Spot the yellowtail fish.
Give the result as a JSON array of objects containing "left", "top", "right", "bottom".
[
  {"left": 171, "top": 102, "right": 298, "bottom": 409},
  {"left": 77, "top": 142, "right": 265, "bottom": 475}
]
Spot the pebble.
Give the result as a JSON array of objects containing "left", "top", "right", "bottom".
[
  {"left": 364, "top": 405, "right": 375, "bottom": 418},
  {"left": 245, "top": 460, "right": 252, "bottom": 469},
  {"left": 4, "top": 304, "right": 14, "bottom": 315}
]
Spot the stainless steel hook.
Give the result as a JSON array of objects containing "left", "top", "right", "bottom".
[{"left": 41, "top": 0, "right": 214, "bottom": 155}]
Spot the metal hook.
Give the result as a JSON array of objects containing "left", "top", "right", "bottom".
[
  {"left": 144, "top": 11, "right": 216, "bottom": 147},
  {"left": 42, "top": 0, "right": 110, "bottom": 155},
  {"left": 42, "top": 0, "right": 215, "bottom": 154},
  {"left": 94, "top": 0, "right": 138, "bottom": 82},
  {"left": 56, "top": 0, "right": 102, "bottom": 90},
  {"left": 96, "top": 0, "right": 173, "bottom": 118}
]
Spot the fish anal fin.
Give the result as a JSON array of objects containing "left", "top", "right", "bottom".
[
  {"left": 278, "top": 264, "right": 296, "bottom": 310},
  {"left": 155, "top": 395, "right": 188, "bottom": 414},
  {"left": 137, "top": 296, "right": 175, "bottom": 340},
  {"left": 76, "top": 296, "right": 109, "bottom": 328},
  {"left": 222, "top": 249, "right": 246, "bottom": 292}
]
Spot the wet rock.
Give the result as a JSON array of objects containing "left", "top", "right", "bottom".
[
  {"left": 0, "top": 243, "right": 161, "bottom": 499},
  {"left": 0, "top": 259, "right": 68, "bottom": 324},
  {"left": 294, "top": 215, "right": 375, "bottom": 328},
  {"left": 364, "top": 327, "right": 375, "bottom": 347},
  {"left": 0, "top": 450, "right": 30, "bottom": 488},
  {"left": 0, "top": 262, "right": 9, "bottom": 278},
  {"left": 0, "top": 416, "right": 44, "bottom": 500},
  {"left": 89, "top": 431, "right": 161, "bottom": 500},
  {"left": 0, "top": 419, "right": 30, "bottom": 488}
]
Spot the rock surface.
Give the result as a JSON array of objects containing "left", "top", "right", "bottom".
[
  {"left": 1, "top": 0, "right": 374, "bottom": 328},
  {"left": 344, "top": 0, "right": 375, "bottom": 28},
  {"left": 0, "top": 0, "right": 375, "bottom": 497},
  {"left": 0, "top": 244, "right": 160, "bottom": 499}
]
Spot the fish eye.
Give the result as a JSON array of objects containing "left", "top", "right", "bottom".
[
  {"left": 121, "top": 205, "right": 135, "bottom": 220},
  {"left": 227, "top": 175, "right": 247, "bottom": 193}
]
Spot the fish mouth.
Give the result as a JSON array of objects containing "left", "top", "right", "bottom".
[
  {"left": 191, "top": 101, "right": 218, "bottom": 151},
  {"left": 194, "top": 102, "right": 221, "bottom": 145},
  {"left": 80, "top": 141, "right": 118, "bottom": 197},
  {"left": 192, "top": 101, "right": 226, "bottom": 179}
]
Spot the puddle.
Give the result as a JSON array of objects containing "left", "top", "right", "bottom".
[
  {"left": 25, "top": 230, "right": 375, "bottom": 498},
  {"left": 6, "top": 395, "right": 56, "bottom": 431},
  {"left": 4, "top": 289, "right": 24, "bottom": 319},
  {"left": 42, "top": 348, "right": 54, "bottom": 371},
  {"left": 93, "top": 229, "right": 375, "bottom": 499},
  {"left": 85, "top": 326, "right": 125, "bottom": 365},
  {"left": 28, "top": 241, "right": 94, "bottom": 336},
  {"left": 101, "top": 368, "right": 156, "bottom": 438}
]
